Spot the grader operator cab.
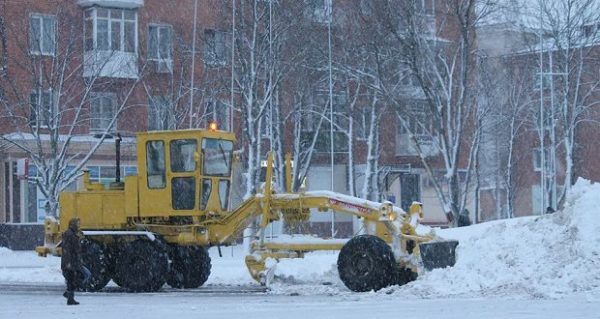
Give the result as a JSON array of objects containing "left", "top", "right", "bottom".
[{"left": 36, "top": 128, "right": 458, "bottom": 293}]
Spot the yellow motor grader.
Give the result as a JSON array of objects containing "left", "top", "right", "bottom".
[{"left": 36, "top": 127, "right": 458, "bottom": 292}]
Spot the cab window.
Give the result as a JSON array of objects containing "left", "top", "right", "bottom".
[
  {"left": 172, "top": 177, "right": 196, "bottom": 210},
  {"left": 202, "top": 138, "right": 233, "bottom": 177},
  {"left": 146, "top": 140, "right": 166, "bottom": 189},
  {"left": 170, "top": 139, "right": 197, "bottom": 172}
]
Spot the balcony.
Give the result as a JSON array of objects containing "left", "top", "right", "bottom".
[
  {"left": 84, "top": 50, "right": 138, "bottom": 79},
  {"left": 77, "top": 0, "right": 144, "bottom": 9}
]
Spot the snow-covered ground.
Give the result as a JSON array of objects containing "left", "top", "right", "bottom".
[{"left": 1, "top": 178, "right": 600, "bottom": 318}]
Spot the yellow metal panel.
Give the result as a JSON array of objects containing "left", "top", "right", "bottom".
[
  {"left": 124, "top": 176, "right": 139, "bottom": 218},
  {"left": 62, "top": 192, "right": 126, "bottom": 230},
  {"left": 101, "top": 194, "right": 126, "bottom": 228},
  {"left": 76, "top": 193, "right": 103, "bottom": 228},
  {"left": 58, "top": 192, "right": 76, "bottom": 233}
]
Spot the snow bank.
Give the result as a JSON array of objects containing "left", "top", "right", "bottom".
[
  {"left": 0, "top": 248, "right": 64, "bottom": 283},
  {"left": 270, "top": 178, "right": 600, "bottom": 298},
  {"left": 393, "top": 178, "right": 600, "bottom": 299}
]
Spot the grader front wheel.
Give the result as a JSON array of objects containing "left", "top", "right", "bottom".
[{"left": 337, "top": 235, "right": 397, "bottom": 292}]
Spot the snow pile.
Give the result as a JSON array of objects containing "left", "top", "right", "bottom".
[
  {"left": 396, "top": 178, "right": 600, "bottom": 299},
  {"left": 272, "top": 252, "right": 340, "bottom": 285},
  {"left": 270, "top": 178, "right": 600, "bottom": 298},
  {"left": 0, "top": 248, "right": 64, "bottom": 283}
]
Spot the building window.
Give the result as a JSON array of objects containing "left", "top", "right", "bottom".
[
  {"left": 533, "top": 148, "right": 550, "bottom": 172},
  {"left": 29, "top": 90, "right": 56, "bottom": 127},
  {"left": 88, "top": 165, "right": 136, "bottom": 187},
  {"left": 203, "top": 29, "right": 228, "bottom": 66},
  {"left": 356, "top": 108, "right": 370, "bottom": 141},
  {"left": 416, "top": 0, "right": 435, "bottom": 15},
  {"left": 84, "top": 8, "right": 137, "bottom": 53},
  {"left": 534, "top": 73, "right": 552, "bottom": 91},
  {"left": 148, "top": 25, "right": 173, "bottom": 73},
  {"left": 396, "top": 108, "right": 433, "bottom": 156},
  {"left": 305, "top": 0, "right": 332, "bottom": 24},
  {"left": 90, "top": 94, "right": 115, "bottom": 133},
  {"left": 29, "top": 14, "right": 56, "bottom": 56},
  {"left": 148, "top": 95, "right": 175, "bottom": 131}
]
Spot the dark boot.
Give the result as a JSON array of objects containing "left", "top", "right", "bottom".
[
  {"left": 63, "top": 291, "right": 68, "bottom": 299},
  {"left": 66, "top": 292, "right": 79, "bottom": 305}
]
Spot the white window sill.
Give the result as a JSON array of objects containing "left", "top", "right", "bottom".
[
  {"left": 149, "top": 59, "right": 173, "bottom": 73},
  {"left": 77, "top": 0, "right": 143, "bottom": 9},
  {"left": 29, "top": 51, "right": 55, "bottom": 57}
]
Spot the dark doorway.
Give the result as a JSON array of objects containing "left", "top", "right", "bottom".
[{"left": 400, "top": 173, "right": 420, "bottom": 212}]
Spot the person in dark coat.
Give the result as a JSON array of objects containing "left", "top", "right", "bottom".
[
  {"left": 61, "top": 217, "right": 84, "bottom": 305},
  {"left": 458, "top": 209, "right": 472, "bottom": 227}
]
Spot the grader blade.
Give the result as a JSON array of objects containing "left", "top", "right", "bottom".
[{"left": 419, "top": 240, "right": 459, "bottom": 271}]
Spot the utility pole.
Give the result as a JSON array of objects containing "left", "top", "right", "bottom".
[
  {"left": 538, "top": 5, "right": 545, "bottom": 216},
  {"left": 189, "top": 0, "right": 198, "bottom": 128},
  {"left": 230, "top": 0, "right": 236, "bottom": 132},
  {"left": 327, "top": 0, "right": 335, "bottom": 237}
]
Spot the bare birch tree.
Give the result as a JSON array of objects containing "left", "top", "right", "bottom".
[
  {"left": 533, "top": 0, "right": 600, "bottom": 208},
  {"left": 0, "top": 7, "right": 143, "bottom": 217},
  {"left": 368, "top": 0, "right": 490, "bottom": 225}
]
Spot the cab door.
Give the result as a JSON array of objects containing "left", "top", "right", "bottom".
[
  {"left": 200, "top": 138, "right": 233, "bottom": 213},
  {"left": 168, "top": 139, "right": 199, "bottom": 213},
  {"left": 139, "top": 139, "right": 171, "bottom": 217},
  {"left": 139, "top": 137, "right": 199, "bottom": 218}
]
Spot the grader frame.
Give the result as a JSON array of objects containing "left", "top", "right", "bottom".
[{"left": 36, "top": 128, "right": 457, "bottom": 292}]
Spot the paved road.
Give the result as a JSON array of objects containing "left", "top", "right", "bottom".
[
  {"left": 0, "top": 282, "right": 267, "bottom": 295},
  {"left": 1, "top": 288, "right": 598, "bottom": 319}
]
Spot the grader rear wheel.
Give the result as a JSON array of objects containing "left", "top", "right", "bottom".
[
  {"left": 79, "top": 239, "right": 111, "bottom": 292},
  {"left": 112, "top": 240, "right": 168, "bottom": 292},
  {"left": 337, "top": 235, "right": 397, "bottom": 292},
  {"left": 167, "top": 245, "right": 211, "bottom": 289}
]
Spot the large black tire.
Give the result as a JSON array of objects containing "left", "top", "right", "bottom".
[
  {"left": 112, "top": 240, "right": 168, "bottom": 292},
  {"left": 167, "top": 245, "right": 211, "bottom": 289},
  {"left": 79, "top": 239, "right": 111, "bottom": 292},
  {"left": 337, "top": 235, "right": 397, "bottom": 292}
]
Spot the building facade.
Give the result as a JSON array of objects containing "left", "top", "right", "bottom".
[{"left": 0, "top": 0, "right": 463, "bottom": 237}]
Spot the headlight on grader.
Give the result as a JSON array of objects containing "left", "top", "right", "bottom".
[
  {"left": 388, "top": 211, "right": 398, "bottom": 221},
  {"left": 378, "top": 202, "right": 397, "bottom": 221}
]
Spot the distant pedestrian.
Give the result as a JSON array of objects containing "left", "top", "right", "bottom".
[
  {"left": 546, "top": 206, "right": 555, "bottom": 214},
  {"left": 458, "top": 209, "right": 472, "bottom": 227},
  {"left": 61, "top": 217, "right": 89, "bottom": 305}
]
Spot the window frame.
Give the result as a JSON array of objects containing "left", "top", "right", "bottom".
[
  {"left": 89, "top": 93, "right": 116, "bottom": 133},
  {"left": 305, "top": 0, "right": 332, "bottom": 24},
  {"left": 203, "top": 29, "right": 229, "bottom": 66},
  {"left": 84, "top": 7, "right": 138, "bottom": 54},
  {"left": 29, "top": 89, "right": 57, "bottom": 128},
  {"left": 148, "top": 95, "right": 174, "bottom": 131},
  {"left": 201, "top": 138, "right": 234, "bottom": 177},
  {"left": 29, "top": 13, "right": 56, "bottom": 56},
  {"left": 533, "top": 148, "right": 551, "bottom": 172},
  {"left": 145, "top": 141, "right": 166, "bottom": 189},
  {"left": 147, "top": 24, "right": 173, "bottom": 62}
]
